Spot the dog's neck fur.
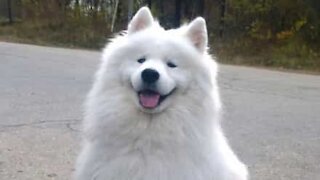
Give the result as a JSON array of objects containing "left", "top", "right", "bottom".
[{"left": 84, "top": 79, "right": 219, "bottom": 158}]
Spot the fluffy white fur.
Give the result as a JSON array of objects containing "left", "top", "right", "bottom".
[{"left": 75, "top": 7, "right": 248, "bottom": 180}]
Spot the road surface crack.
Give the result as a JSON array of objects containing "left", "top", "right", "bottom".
[{"left": 0, "top": 119, "right": 80, "bottom": 129}]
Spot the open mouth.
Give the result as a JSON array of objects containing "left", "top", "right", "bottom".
[{"left": 138, "top": 89, "right": 174, "bottom": 109}]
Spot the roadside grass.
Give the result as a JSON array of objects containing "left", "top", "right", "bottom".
[
  {"left": 1, "top": 22, "right": 319, "bottom": 73},
  {"left": 0, "top": 19, "right": 110, "bottom": 49},
  {"left": 214, "top": 38, "right": 320, "bottom": 72}
]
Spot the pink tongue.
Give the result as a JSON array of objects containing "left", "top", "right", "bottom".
[{"left": 139, "top": 93, "right": 160, "bottom": 108}]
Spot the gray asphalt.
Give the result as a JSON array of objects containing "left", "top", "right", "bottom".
[{"left": 0, "top": 42, "right": 319, "bottom": 180}]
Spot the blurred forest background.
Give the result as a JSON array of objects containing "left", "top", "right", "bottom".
[{"left": 0, "top": 0, "right": 319, "bottom": 71}]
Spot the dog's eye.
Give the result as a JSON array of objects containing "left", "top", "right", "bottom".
[
  {"left": 137, "top": 58, "right": 146, "bottom": 64},
  {"left": 167, "top": 62, "right": 177, "bottom": 68}
]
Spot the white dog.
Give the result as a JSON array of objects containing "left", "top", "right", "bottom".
[{"left": 75, "top": 7, "right": 248, "bottom": 180}]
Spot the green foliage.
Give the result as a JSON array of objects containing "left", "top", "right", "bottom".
[
  {"left": 1, "top": 0, "right": 112, "bottom": 48},
  {"left": 214, "top": 0, "right": 320, "bottom": 71},
  {"left": 225, "top": 0, "right": 318, "bottom": 41},
  {"left": 270, "top": 39, "right": 319, "bottom": 70}
]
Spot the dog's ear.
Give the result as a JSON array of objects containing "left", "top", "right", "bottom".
[
  {"left": 128, "top": 7, "right": 154, "bottom": 34},
  {"left": 185, "top": 17, "right": 208, "bottom": 53}
]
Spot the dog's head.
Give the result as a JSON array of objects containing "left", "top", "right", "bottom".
[{"left": 97, "top": 7, "right": 217, "bottom": 114}]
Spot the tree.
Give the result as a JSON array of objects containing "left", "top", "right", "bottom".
[
  {"left": 146, "top": 0, "right": 151, "bottom": 7},
  {"left": 219, "top": 0, "right": 226, "bottom": 38},
  {"left": 128, "top": 0, "right": 133, "bottom": 21},
  {"left": 7, "top": 0, "right": 13, "bottom": 24},
  {"left": 198, "top": 0, "right": 204, "bottom": 16},
  {"left": 174, "top": 0, "right": 181, "bottom": 27}
]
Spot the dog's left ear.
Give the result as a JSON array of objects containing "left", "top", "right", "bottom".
[
  {"left": 128, "top": 7, "right": 154, "bottom": 34},
  {"left": 185, "top": 17, "right": 208, "bottom": 53}
]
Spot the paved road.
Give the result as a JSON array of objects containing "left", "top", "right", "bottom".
[{"left": 0, "top": 42, "right": 319, "bottom": 180}]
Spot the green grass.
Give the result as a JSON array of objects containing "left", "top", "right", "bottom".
[
  {"left": 214, "top": 38, "right": 320, "bottom": 72},
  {"left": 0, "top": 19, "right": 110, "bottom": 49}
]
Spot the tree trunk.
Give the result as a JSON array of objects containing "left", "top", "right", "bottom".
[
  {"left": 146, "top": 0, "right": 152, "bottom": 8},
  {"left": 7, "top": 0, "right": 13, "bottom": 24},
  {"left": 111, "top": 0, "right": 119, "bottom": 32},
  {"left": 219, "top": 0, "right": 226, "bottom": 38},
  {"left": 174, "top": 0, "right": 181, "bottom": 28},
  {"left": 198, "top": 0, "right": 204, "bottom": 17},
  {"left": 159, "top": 0, "right": 164, "bottom": 17},
  {"left": 128, "top": 0, "right": 133, "bottom": 21}
]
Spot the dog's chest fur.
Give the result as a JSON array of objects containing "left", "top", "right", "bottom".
[
  {"left": 79, "top": 105, "right": 219, "bottom": 180},
  {"left": 84, "top": 122, "right": 215, "bottom": 180}
]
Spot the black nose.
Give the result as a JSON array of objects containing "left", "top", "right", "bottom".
[{"left": 141, "top": 69, "right": 160, "bottom": 84}]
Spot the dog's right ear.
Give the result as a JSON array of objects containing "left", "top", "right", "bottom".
[{"left": 128, "top": 7, "right": 154, "bottom": 34}]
